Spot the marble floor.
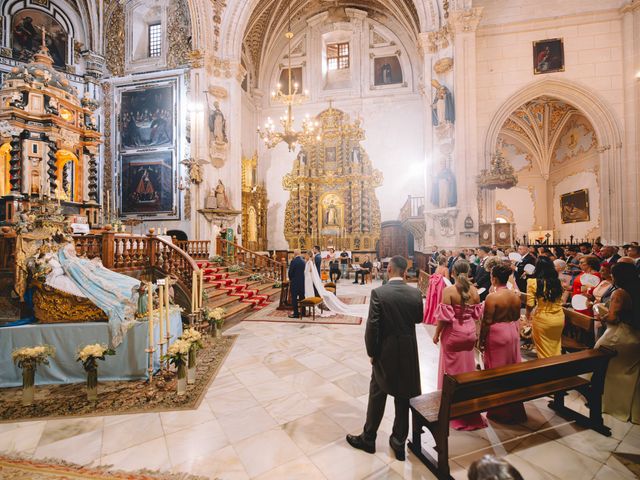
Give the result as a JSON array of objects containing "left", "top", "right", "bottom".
[{"left": 0, "top": 280, "right": 639, "bottom": 479}]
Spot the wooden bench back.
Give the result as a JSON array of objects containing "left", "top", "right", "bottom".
[
  {"left": 439, "top": 347, "right": 615, "bottom": 422},
  {"left": 562, "top": 308, "right": 595, "bottom": 350}
]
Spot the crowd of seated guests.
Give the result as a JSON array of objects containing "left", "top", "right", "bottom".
[{"left": 424, "top": 241, "right": 640, "bottom": 426}]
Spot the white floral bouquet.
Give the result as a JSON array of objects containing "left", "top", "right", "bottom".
[
  {"left": 12, "top": 345, "right": 55, "bottom": 369},
  {"left": 203, "top": 307, "right": 226, "bottom": 328},
  {"left": 228, "top": 264, "right": 242, "bottom": 273},
  {"left": 163, "top": 339, "right": 191, "bottom": 367},
  {"left": 248, "top": 273, "right": 264, "bottom": 282},
  {"left": 209, "top": 255, "right": 225, "bottom": 264},
  {"left": 180, "top": 328, "right": 203, "bottom": 351},
  {"left": 76, "top": 343, "right": 116, "bottom": 371}
]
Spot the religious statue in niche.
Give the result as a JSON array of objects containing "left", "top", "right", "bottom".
[
  {"left": 325, "top": 200, "right": 339, "bottom": 226},
  {"left": 430, "top": 160, "right": 457, "bottom": 208},
  {"left": 209, "top": 101, "right": 227, "bottom": 144},
  {"left": 214, "top": 180, "right": 232, "bottom": 210},
  {"left": 431, "top": 79, "right": 455, "bottom": 127}
]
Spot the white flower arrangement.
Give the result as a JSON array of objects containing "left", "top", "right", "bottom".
[
  {"left": 76, "top": 343, "right": 116, "bottom": 371},
  {"left": 164, "top": 339, "right": 191, "bottom": 367},
  {"left": 210, "top": 255, "right": 224, "bottom": 264},
  {"left": 204, "top": 307, "right": 226, "bottom": 328},
  {"left": 12, "top": 345, "right": 55, "bottom": 369},
  {"left": 180, "top": 328, "right": 204, "bottom": 351}
]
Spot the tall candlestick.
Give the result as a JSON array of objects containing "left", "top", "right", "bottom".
[
  {"left": 158, "top": 284, "right": 165, "bottom": 343},
  {"left": 106, "top": 191, "right": 110, "bottom": 221},
  {"left": 198, "top": 270, "right": 204, "bottom": 311},
  {"left": 147, "top": 282, "right": 154, "bottom": 350},
  {"left": 191, "top": 271, "right": 196, "bottom": 314},
  {"left": 164, "top": 277, "right": 171, "bottom": 341}
]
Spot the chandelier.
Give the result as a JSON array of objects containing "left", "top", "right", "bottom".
[
  {"left": 476, "top": 149, "right": 518, "bottom": 190},
  {"left": 257, "top": 1, "right": 320, "bottom": 151}
]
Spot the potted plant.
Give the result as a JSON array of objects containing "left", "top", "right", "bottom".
[
  {"left": 12, "top": 345, "right": 55, "bottom": 406},
  {"left": 180, "top": 328, "right": 203, "bottom": 384},
  {"left": 163, "top": 339, "right": 191, "bottom": 395},
  {"left": 76, "top": 344, "right": 116, "bottom": 401}
]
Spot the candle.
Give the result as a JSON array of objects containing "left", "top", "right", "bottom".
[
  {"left": 191, "top": 271, "right": 196, "bottom": 314},
  {"left": 164, "top": 277, "right": 171, "bottom": 338},
  {"left": 106, "top": 191, "right": 110, "bottom": 221},
  {"left": 147, "top": 282, "right": 154, "bottom": 350},
  {"left": 158, "top": 284, "right": 164, "bottom": 342},
  {"left": 198, "top": 270, "right": 204, "bottom": 311}
]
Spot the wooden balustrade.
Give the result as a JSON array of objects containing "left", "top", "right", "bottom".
[
  {"left": 399, "top": 196, "right": 425, "bottom": 222},
  {"left": 175, "top": 240, "right": 210, "bottom": 260},
  {"left": 216, "top": 237, "right": 286, "bottom": 282}
]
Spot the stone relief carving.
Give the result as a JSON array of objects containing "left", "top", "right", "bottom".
[
  {"left": 105, "top": 2, "right": 125, "bottom": 76},
  {"left": 167, "top": 0, "right": 193, "bottom": 69}
]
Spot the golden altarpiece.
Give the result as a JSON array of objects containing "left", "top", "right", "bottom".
[
  {"left": 241, "top": 153, "right": 268, "bottom": 251},
  {"left": 283, "top": 107, "right": 382, "bottom": 251},
  {"left": 0, "top": 37, "right": 101, "bottom": 225}
]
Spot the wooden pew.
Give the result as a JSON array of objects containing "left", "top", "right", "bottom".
[
  {"left": 408, "top": 347, "right": 616, "bottom": 479},
  {"left": 562, "top": 308, "right": 596, "bottom": 351}
]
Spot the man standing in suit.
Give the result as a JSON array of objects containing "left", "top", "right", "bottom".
[
  {"left": 515, "top": 245, "right": 536, "bottom": 292},
  {"left": 313, "top": 245, "right": 322, "bottom": 274},
  {"left": 474, "top": 246, "right": 492, "bottom": 301},
  {"left": 346, "top": 256, "right": 423, "bottom": 461},
  {"left": 288, "top": 249, "right": 306, "bottom": 319}
]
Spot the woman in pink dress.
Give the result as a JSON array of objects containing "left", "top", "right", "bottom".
[
  {"left": 433, "top": 259, "right": 487, "bottom": 430},
  {"left": 423, "top": 257, "right": 449, "bottom": 325},
  {"left": 479, "top": 264, "right": 527, "bottom": 424}
]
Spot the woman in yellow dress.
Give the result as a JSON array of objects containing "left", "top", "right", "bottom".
[{"left": 526, "top": 256, "right": 565, "bottom": 358}]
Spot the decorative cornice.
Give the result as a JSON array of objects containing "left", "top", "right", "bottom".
[{"left": 621, "top": 0, "right": 640, "bottom": 14}]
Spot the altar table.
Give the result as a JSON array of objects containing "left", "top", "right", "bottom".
[{"left": 0, "top": 309, "right": 183, "bottom": 388}]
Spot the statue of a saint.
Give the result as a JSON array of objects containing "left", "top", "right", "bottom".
[
  {"left": 214, "top": 180, "right": 230, "bottom": 210},
  {"left": 45, "top": 96, "right": 59, "bottom": 115},
  {"left": 431, "top": 80, "right": 455, "bottom": 127},
  {"left": 209, "top": 101, "right": 227, "bottom": 144},
  {"left": 325, "top": 201, "right": 339, "bottom": 226},
  {"left": 430, "top": 162, "right": 457, "bottom": 208},
  {"left": 10, "top": 91, "right": 25, "bottom": 109}
]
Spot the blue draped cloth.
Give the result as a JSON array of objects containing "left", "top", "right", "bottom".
[{"left": 58, "top": 245, "right": 140, "bottom": 347}]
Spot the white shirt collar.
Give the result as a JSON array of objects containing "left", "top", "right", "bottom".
[{"left": 388, "top": 277, "right": 404, "bottom": 282}]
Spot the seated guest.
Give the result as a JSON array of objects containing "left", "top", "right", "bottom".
[
  {"left": 433, "top": 260, "right": 487, "bottom": 430},
  {"left": 423, "top": 256, "right": 449, "bottom": 325},
  {"left": 554, "top": 259, "right": 572, "bottom": 304},
  {"left": 600, "top": 245, "right": 621, "bottom": 264},
  {"left": 552, "top": 246, "right": 566, "bottom": 261},
  {"left": 627, "top": 245, "right": 640, "bottom": 273},
  {"left": 328, "top": 248, "right": 341, "bottom": 282},
  {"left": 579, "top": 242, "right": 592, "bottom": 255},
  {"left": 468, "top": 455, "right": 524, "bottom": 480},
  {"left": 595, "top": 262, "right": 640, "bottom": 423},
  {"left": 572, "top": 255, "right": 601, "bottom": 316},
  {"left": 353, "top": 255, "right": 373, "bottom": 285},
  {"left": 480, "top": 264, "right": 527, "bottom": 424},
  {"left": 526, "top": 256, "right": 564, "bottom": 358}
]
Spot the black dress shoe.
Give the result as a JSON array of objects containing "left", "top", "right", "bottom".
[
  {"left": 352, "top": 281, "right": 358, "bottom": 284},
  {"left": 288, "top": 314, "right": 300, "bottom": 318},
  {"left": 389, "top": 436, "right": 406, "bottom": 461},
  {"left": 346, "top": 434, "right": 375, "bottom": 454}
]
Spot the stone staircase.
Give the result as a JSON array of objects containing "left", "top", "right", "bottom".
[{"left": 197, "top": 261, "right": 282, "bottom": 323}]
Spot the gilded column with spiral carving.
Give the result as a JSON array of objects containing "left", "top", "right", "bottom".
[{"left": 9, "top": 133, "right": 23, "bottom": 193}]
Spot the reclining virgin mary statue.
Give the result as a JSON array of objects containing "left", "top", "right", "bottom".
[{"left": 42, "top": 242, "right": 141, "bottom": 347}]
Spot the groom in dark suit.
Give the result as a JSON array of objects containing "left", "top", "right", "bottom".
[
  {"left": 288, "top": 249, "right": 306, "bottom": 319},
  {"left": 346, "top": 256, "right": 423, "bottom": 461}
]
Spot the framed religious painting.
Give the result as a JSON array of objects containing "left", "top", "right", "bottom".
[
  {"left": 12, "top": 9, "right": 68, "bottom": 68},
  {"left": 373, "top": 56, "right": 403, "bottom": 86},
  {"left": 533, "top": 38, "right": 564, "bottom": 75},
  {"left": 117, "top": 81, "right": 175, "bottom": 150},
  {"left": 120, "top": 151, "right": 177, "bottom": 217},
  {"left": 560, "top": 189, "right": 590, "bottom": 224}
]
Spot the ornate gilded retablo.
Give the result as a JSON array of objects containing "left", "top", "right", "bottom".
[{"left": 283, "top": 107, "right": 382, "bottom": 251}]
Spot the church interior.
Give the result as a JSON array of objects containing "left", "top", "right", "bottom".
[{"left": 1, "top": 0, "right": 640, "bottom": 479}]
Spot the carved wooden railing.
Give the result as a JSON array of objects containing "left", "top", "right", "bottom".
[
  {"left": 399, "top": 195, "right": 425, "bottom": 222},
  {"left": 175, "top": 240, "right": 210, "bottom": 260},
  {"left": 216, "top": 237, "right": 286, "bottom": 282},
  {"left": 74, "top": 232, "right": 200, "bottom": 310}
]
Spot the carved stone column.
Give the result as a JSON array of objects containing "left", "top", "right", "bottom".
[
  {"left": 449, "top": 6, "right": 483, "bottom": 245},
  {"left": 86, "top": 147, "right": 99, "bottom": 203},
  {"left": 41, "top": 133, "right": 58, "bottom": 196}
]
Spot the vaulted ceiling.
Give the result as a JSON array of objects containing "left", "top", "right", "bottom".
[{"left": 243, "top": 0, "right": 425, "bottom": 82}]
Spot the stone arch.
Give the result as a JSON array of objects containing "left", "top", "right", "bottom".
[{"left": 484, "top": 78, "right": 624, "bottom": 243}]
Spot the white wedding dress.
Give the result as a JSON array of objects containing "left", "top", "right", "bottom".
[{"left": 303, "top": 259, "right": 370, "bottom": 318}]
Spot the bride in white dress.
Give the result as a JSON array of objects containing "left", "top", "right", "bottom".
[{"left": 302, "top": 249, "right": 370, "bottom": 318}]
